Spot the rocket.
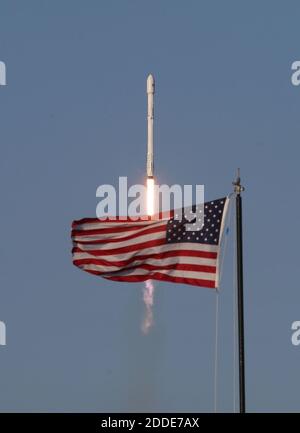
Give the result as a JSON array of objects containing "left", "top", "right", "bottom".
[
  {"left": 146, "top": 74, "right": 155, "bottom": 178},
  {"left": 146, "top": 74, "right": 155, "bottom": 216}
]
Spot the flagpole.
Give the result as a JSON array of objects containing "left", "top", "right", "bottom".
[{"left": 233, "top": 169, "right": 246, "bottom": 413}]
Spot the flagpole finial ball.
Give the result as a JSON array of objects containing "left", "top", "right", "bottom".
[{"left": 233, "top": 168, "right": 245, "bottom": 194}]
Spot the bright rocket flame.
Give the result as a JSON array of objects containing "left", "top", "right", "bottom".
[
  {"left": 142, "top": 279, "right": 155, "bottom": 334},
  {"left": 146, "top": 178, "right": 155, "bottom": 217},
  {"left": 141, "top": 179, "right": 156, "bottom": 334}
]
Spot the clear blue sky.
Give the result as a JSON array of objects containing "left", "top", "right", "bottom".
[{"left": 0, "top": 0, "right": 299, "bottom": 412}]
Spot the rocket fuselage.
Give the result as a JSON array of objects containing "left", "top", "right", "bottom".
[{"left": 147, "top": 74, "right": 155, "bottom": 178}]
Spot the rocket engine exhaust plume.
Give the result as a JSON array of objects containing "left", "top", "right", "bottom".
[
  {"left": 142, "top": 279, "right": 155, "bottom": 334},
  {"left": 143, "top": 177, "right": 155, "bottom": 333}
]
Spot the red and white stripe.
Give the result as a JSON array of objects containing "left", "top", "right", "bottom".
[{"left": 71, "top": 203, "right": 228, "bottom": 289}]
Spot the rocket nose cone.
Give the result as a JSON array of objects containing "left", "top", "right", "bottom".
[{"left": 147, "top": 74, "right": 155, "bottom": 93}]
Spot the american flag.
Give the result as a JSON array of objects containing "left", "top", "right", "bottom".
[{"left": 71, "top": 197, "right": 229, "bottom": 289}]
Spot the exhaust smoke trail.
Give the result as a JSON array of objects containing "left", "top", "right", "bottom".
[{"left": 142, "top": 279, "right": 155, "bottom": 334}]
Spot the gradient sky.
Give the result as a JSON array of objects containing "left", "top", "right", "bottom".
[{"left": 0, "top": 0, "right": 300, "bottom": 412}]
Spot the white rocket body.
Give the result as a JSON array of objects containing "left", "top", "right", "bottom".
[{"left": 146, "top": 74, "right": 155, "bottom": 178}]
